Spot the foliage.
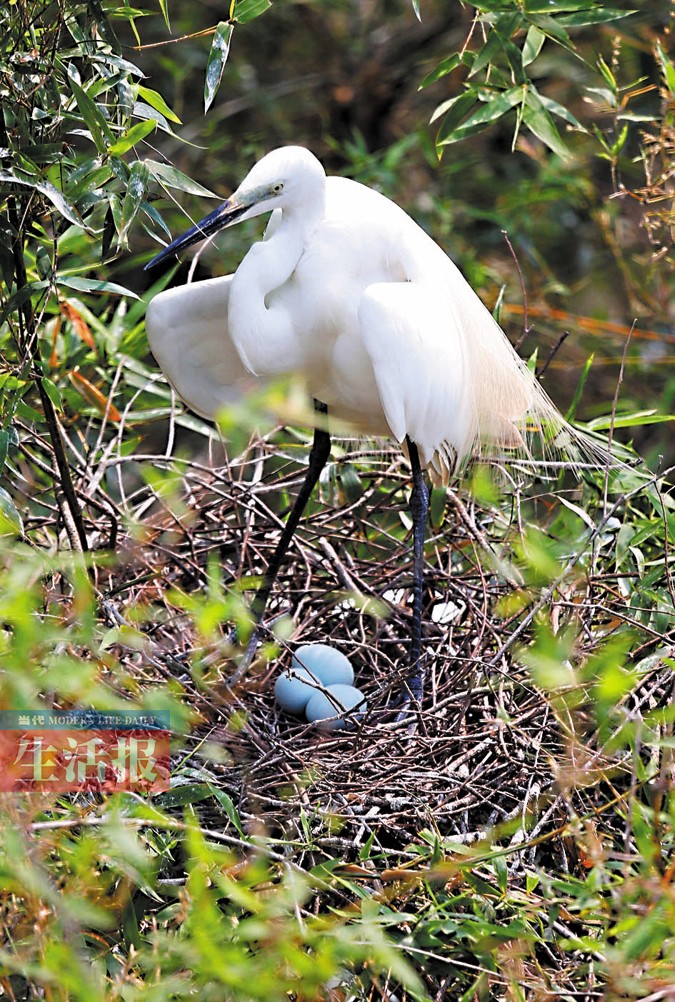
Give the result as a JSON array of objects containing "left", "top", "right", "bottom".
[
  {"left": 423, "top": 0, "right": 634, "bottom": 158},
  {"left": 0, "top": 0, "right": 674, "bottom": 999}
]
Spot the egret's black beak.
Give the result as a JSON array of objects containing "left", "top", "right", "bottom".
[{"left": 144, "top": 197, "right": 249, "bottom": 270}]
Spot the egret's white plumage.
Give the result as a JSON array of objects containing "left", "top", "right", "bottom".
[{"left": 146, "top": 146, "right": 570, "bottom": 480}]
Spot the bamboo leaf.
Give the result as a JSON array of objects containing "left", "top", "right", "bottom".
[
  {"left": 419, "top": 53, "right": 461, "bottom": 90},
  {"left": 233, "top": 0, "right": 271, "bottom": 24},
  {"left": 119, "top": 160, "right": 150, "bottom": 244},
  {"left": 107, "top": 119, "right": 156, "bottom": 157},
  {"left": 523, "top": 88, "right": 571, "bottom": 157},
  {"left": 0, "top": 486, "right": 23, "bottom": 537},
  {"left": 558, "top": 6, "right": 634, "bottom": 25},
  {"left": 537, "top": 92, "right": 585, "bottom": 129},
  {"left": 145, "top": 160, "right": 218, "bottom": 198},
  {"left": 204, "top": 22, "right": 234, "bottom": 113},
  {"left": 0, "top": 169, "right": 84, "bottom": 228},
  {"left": 56, "top": 276, "right": 140, "bottom": 299},
  {"left": 66, "top": 66, "right": 115, "bottom": 152},
  {"left": 41, "top": 376, "right": 63, "bottom": 411},
  {"left": 432, "top": 93, "right": 478, "bottom": 144},
  {"left": 656, "top": 41, "right": 675, "bottom": 95},
  {"left": 522, "top": 26, "right": 545, "bottom": 68},
  {"left": 438, "top": 87, "right": 523, "bottom": 146},
  {"left": 136, "top": 85, "right": 182, "bottom": 124}
]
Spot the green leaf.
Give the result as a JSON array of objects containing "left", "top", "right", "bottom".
[
  {"left": 41, "top": 377, "right": 62, "bottom": 411},
  {"left": 155, "top": 783, "right": 214, "bottom": 809},
  {"left": 523, "top": 88, "right": 570, "bottom": 157},
  {"left": 0, "top": 486, "right": 23, "bottom": 537},
  {"left": 597, "top": 55, "right": 617, "bottom": 92},
  {"left": 468, "top": 12, "right": 525, "bottom": 84},
  {"left": 0, "top": 169, "right": 85, "bottom": 228},
  {"left": 56, "top": 276, "right": 141, "bottom": 299},
  {"left": 233, "top": 0, "right": 272, "bottom": 24},
  {"left": 527, "top": 14, "right": 574, "bottom": 53},
  {"left": 132, "top": 102, "right": 181, "bottom": 139},
  {"left": 558, "top": 6, "right": 634, "bottom": 25},
  {"left": 430, "top": 486, "right": 446, "bottom": 529},
  {"left": 0, "top": 430, "right": 8, "bottom": 474},
  {"left": 587, "top": 410, "right": 675, "bottom": 431},
  {"left": 145, "top": 160, "right": 218, "bottom": 198},
  {"left": 136, "top": 85, "right": 182, "bottom": 124},
  {"left": 207, "top": 785, "right": 245, "bottom": 836},
  {"left": 107, "top": 119, "right": 156, "bottom": 157},
  {"left": 431, "top": 90, "right": 476, "bottom": 126},
  {"left": 66, "top": 66, "right": 115, "bottom": 153},
  {"left": 433, "top": 92, "right": 479, "bottom": 144},
  {"left": 157, "top": 0, "right": 170, "bottom": 29},
  {"left": 438, "top": 86, "right": 523, "bottom": 146},
  {"left": 524, "top": 0, "right": 595, "bottom": 12},
  {"left": 537, "top": 92, "right": 585, "bottom": 129},
  {"left": 469, "top": 24, "right": 511, "bottom": 79},
  {"left": 419, "top": 53, "right": 461, "bottom": 90},
  {"left": 204, "top": 22, "right": 234, "bottom": 113},
  {"left": 522, "top": 25, "right": 545, "bottom": 67},
  {"left": 656, "top": 41, "right": 675, "bottom": 95},
  {"left": 119, "top": 160, "right": 150, "bottom": 245}
]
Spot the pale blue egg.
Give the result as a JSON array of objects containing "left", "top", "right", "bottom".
[
  {"left": 274, "top": 666, "right": 323, "bottom": 715},
  {"left": 305, "top": 684, "right": 367, "bottom": 731},
  {"left": 290, "top": 644, "right": 354, "bottom": 686}
]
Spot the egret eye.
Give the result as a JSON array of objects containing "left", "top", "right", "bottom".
[{"left": 273, "top": 182, "right": 284, "bottom": 193}]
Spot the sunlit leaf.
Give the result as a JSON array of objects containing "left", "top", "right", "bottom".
[
  {"left": 522, "top": 25, "right": 545, "bottom": 67},
  {"left": 0, "top": 169, "right": 84, "bottom": 228},
  {"left": 558, "top": 5, "right": 634, "bottom": 25},
  {"left": 204, "top": 22, "right": 234, "bottom": 113},
  {"left": 107, "top": 119, "right": 156, "bottom": 157},
  {"left": 119, "top": 160, "right": 150, "bottom": 244},
  {"left": 587, "top": 410, "right": 675, "bottom": 430},
  {"left": 146, "top": 160, "right": 218, "bottom": 198},
  {"left": 56, "top": 276, "right": 141, "bottom": 299},
  {"left": 136, "top": 85, "right": 182, "bottom": 124}
]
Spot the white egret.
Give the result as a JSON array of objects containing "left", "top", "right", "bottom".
[{"left": 144, "top": 145, "right": 601, "bottom": 705}]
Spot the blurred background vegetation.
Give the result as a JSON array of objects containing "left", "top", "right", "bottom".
[
  {"left": 1, "top": 0, "right": 674, "bottom": 998},
  {"left": 126, "top": 0, "right": 674, "bottom": 465}
]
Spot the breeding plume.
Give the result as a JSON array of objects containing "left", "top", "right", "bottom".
[{"left": 145, "top": 146, "right": 587, "bottom": 703}]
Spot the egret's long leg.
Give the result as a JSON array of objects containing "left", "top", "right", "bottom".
[
  {"left": 239, "top": 400, "right": 330, "bottom": 662},
  {"left": 405, "top": 437, "right": 429, "bottom": 705}
]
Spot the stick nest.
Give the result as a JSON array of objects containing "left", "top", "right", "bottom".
[{"left": 87, "top": 425, "right": 670, "bottom": 860}]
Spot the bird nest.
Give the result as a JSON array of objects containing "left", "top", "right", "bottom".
[{"left": 97, "top": 425, "right": 661, "bottom": 860}]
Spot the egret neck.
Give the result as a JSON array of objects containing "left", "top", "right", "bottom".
[{"left": 228, "top": 188, "right": 325, "bottom": 378}]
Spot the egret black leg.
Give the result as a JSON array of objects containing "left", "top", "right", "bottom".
[
  {"left": 403, "top": 437, "right": 429, "bottom": 706},
  {"left": 234, "top": 401, "right": 331, "bottom": 673}
]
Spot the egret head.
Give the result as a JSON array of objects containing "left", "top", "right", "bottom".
[{"left": 145, "top": 146, "right": 325, "bottom": 270}]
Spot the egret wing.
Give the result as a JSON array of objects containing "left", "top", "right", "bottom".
[
  {"left": 146, "top": 275, "right": 261, "bottom": 420},
  {"left": 358, "top": 282, "right": 476, "bottom": 479}
]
